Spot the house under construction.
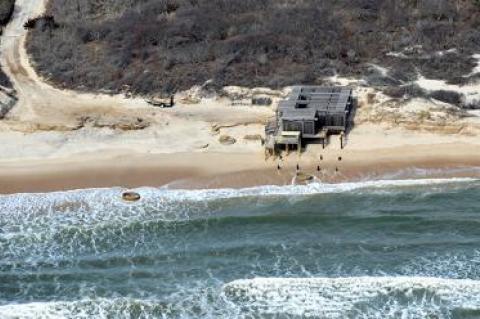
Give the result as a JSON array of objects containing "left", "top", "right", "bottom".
[{"left": 265, "top": 86, "right": 353, "bottom": 153}]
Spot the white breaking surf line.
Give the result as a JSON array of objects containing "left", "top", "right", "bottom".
[
  {"left": 1, "top": 177, "right": 478, "bottom": 212},
  {"left": 0, "top": 298, "right": 163, "bottom": 319},
  {"left": 224, "top": 276, "right": 480, "bottom": 318}
]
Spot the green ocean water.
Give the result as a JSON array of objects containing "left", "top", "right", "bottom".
[{"left": 1, "top": 178, "right": 480, "bottom": 318}]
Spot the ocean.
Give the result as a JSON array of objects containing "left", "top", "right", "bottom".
[{"left": 1, "top": 178, "right": 480, "bottom": 318}]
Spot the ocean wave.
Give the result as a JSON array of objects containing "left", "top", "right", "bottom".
[
  {"left": 0, "top": 298, "right": 170, "bottom": 319},
  {"left": 0, "top": 290, "right": 234, "bottom": 319},
  {"left": 1, "top": 177, "right": 476, "bottom": 235},
  {"left": 1, "top": 276, "right": 480, "bottom": 319},
  {"left": 1, "top": 179, "right": 480, "bottom": 317},
  {"left": 161, "top": 177, "right": 479, "bottom": 200},
  {"left": 1, "top": 177, "right": 478, "bottom": 211},
  {"left": 399, "top": 250, "right": 480, "bottom": 280},
  {"left": 0, "top": 177, "right": 478, "bottom": 268},
  {"left": 224, "top": 276, "right": 480, "bottom": 318}
]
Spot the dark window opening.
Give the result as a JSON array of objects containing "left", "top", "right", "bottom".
[
  {"left": 283, "top": 120, "right": 302, "bottom": 132},
  {"left": 295, "top": 102, "right": 308, "bottom": 108},
  {"left": 304, "top": 121, "right": 315, "bottom": 135}
]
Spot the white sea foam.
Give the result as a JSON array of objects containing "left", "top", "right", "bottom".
[
  {"left": 1, "top": 176, "right": 478, "bottom": 209},
  {"left": 5, "top": 276, "right": 480, "bottom": 318},
  {"left": 224, "top": 276, "right": 480, "bottom": 318},
  {"left": 0, "top": 298, "right": 168, "bottom": 319},
  {"left": 0, "top": 177, "right": 477, "bottom": 265},
  {"left": 0, "top": 179, "right": 479, "bottom": 318},
  {"left": 0, "top": 177, "right": 476, "bottom": 230},
  {"left": 0, "top": 176, "right": 477, "bottom": 230},
  {"left": 0, "top": 293, "right": 235, "bottom": 319},
  {"left": 185, "top": 177, "right": 478, "bottom": 199},
  {"left": 401, "top": 250, "right": 480, "bottom": 280}
]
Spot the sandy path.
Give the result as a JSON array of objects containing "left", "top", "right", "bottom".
[
  {"left": 0, "top": 0, "right": 272, "bottom": 131},
  {"left": 0, "top": 0, "right": 153, "bottom": 129},
  {"left": 0, "top": 0, "right": 272, "bottom": 164}
]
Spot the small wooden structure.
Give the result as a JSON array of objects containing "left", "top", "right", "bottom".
[
  {"left": 265, "top": 86, "right": 353, "bottom": 155},
  {"left": 146, "top": 96, "right": 175, "bottom": 108}
]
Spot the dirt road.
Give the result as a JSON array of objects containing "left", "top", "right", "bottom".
[
  {"left": 0, "top": 0, "right": 151, "bottom": 130},
  {"left": 0, "top": 0, "right": 272, "bottom": 133}
]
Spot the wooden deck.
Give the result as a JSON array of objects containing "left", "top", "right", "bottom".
[
  {"left": 275, "top": 131, "right": 301, "bottom": 145},
  {"left": 302, "top": 129, "right": 329, "bottom": 140}
]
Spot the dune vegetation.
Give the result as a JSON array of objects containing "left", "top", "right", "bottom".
[
  {"left": 25, "top": 0, "right": 480, "bottom": 98},
  {"left": 0, "top": 0, "right": 15, "bottom": 87}
]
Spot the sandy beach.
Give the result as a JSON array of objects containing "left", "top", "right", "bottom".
[
  {"left": 1, "top": 0, "right": 480, "bottom": 195},
  {"left": 1, "top": 137, "right": 480, "bottom": 194}
]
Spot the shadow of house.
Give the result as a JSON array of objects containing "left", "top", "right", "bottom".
[{"left": 346, "top": 96, "right": 358, "bottom": 133}]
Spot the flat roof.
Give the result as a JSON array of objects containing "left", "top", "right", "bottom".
[{"left": 279, "top": 86, "right": 352, "bottom": 120}]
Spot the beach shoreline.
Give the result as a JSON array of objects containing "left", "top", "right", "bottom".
[
  {"left": 0, "top": 1, "right": 479, "bottom": 195},
  {"left": 1, "top": 142, "right": 480, "bottom": 194}
]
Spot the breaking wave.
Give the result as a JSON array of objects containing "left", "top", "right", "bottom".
[
  {"left": 1, "top": 177, "right": 477, "bottom": 214},
  {"left": 224, "top": 276, "right": 480, "bottom": 318},
  {"left": 1, "top": 276, "right": 480, "bottom": 318},
  {"left": 0, "top": 177, "right": 477, "bottom": 268},
  {"left": 1, "top": 177, "right": 480, "bottom": 318},
  {"left": 0, "top": 297, "right": 197, "bottom": 319}
]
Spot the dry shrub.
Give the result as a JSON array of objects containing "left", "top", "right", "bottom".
[{"left": 25, "top": 0, "right": 480, "bottom": 95}]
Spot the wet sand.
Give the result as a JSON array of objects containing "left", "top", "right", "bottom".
[{"left": 1, "top": 143, "right": 480, "bottom": 194}]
